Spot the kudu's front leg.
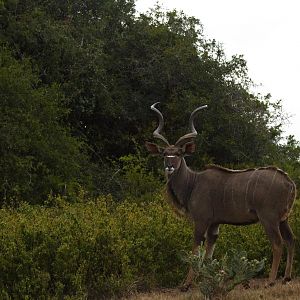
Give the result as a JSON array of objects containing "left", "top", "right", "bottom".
[
  {"left": 180, "top": 223, "right": 207, "bottom": 292},
  {"left": 205, "top": 224, "right": 220, "bottom": 259}
]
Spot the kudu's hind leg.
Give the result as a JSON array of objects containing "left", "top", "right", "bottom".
[
  {"left": 279, "top": 219, "right": 295, "bottom": 283},
  {"left": 260, "top": 220, "right": 283, "bottom": 286}
]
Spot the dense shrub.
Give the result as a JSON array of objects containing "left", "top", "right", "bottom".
[
  {"left": 0, "top": 196, "right": 299, "bottom": 298},
  {"left": 0, "top": 195, "right": 192, "bottom": 298},
  {"left": 112, "top": 153, "right": 164, "bottom": 202},
  {"left": 115, "top": 199, "right": 192, "bottom": 289},
  {"left": 0, "top": 198, "right": 134, "bottom": 299}
]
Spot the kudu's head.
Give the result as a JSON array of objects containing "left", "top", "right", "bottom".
[{"left": 146, "top": 102, "right": 207, "bottom": 177}]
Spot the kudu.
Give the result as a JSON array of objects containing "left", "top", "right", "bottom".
[{"left": 145, "top": 102, "right": 296, "bottom": 289}]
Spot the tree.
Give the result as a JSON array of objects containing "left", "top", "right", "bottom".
[
  {"left": 1, "top": 0, "right": 298, "bottom": 198},
  {"left": 0, "top": 49, "right": 89, "bottom": 204}
]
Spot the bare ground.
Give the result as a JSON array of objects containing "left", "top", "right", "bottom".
[{"left": 125, "top": 278, "right": 300, "bottom": 300}]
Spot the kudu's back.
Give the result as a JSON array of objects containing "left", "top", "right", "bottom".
[{"left": 190, "top": 165, "right": 296, "bottom": 225}]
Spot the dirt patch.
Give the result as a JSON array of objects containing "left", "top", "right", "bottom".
[{"left": 125, "top": 278, "right": 300, "bottom": 299}]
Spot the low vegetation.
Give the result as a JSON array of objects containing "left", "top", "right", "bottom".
[
  {"left": 0, "top": 193, "right": 299, "bottom": 298},
  {"left": 186, "top": 248, "right": 265, "bottom": 299}
]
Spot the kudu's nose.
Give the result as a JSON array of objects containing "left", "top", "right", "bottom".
[
  {"left": 166, "top": 165, "right": 174, "bottom": 171},
  {"left": 165, "top": 167, "right": 175, "bottom": 175},
  {"left": 165, "top": 163, "right": 175, "bottom": 174}
]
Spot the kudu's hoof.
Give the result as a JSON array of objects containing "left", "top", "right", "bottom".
[
  {"left": 242, "top": 280, "right": 250, "bottom": 289},
  {"left": 179, "top": 284, "right": 191, "bottom": 292},
  {"left": 282, "top": 277, "right": 291, "bottom": 284},
  {"left": 264, "top": 281, "right": 276, "bottom": 288}
]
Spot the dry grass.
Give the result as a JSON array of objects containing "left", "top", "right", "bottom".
[{"left": 125, "top": 278, "right": 300, "bottom": 299}]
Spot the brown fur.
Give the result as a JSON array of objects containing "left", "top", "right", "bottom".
[{"left": 147, "top": 102, "right": 297, "bottom": 290}]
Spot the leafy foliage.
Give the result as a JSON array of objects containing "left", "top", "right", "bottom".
[
  {"left": 0, "top": 196, "right": 299, "bottom": 298},
  {"left": 0, "top": 48, "right": 89, "bottom": 204},
  {"left": 187, "top": 247, "right": 265, "bottom": 299},
  {"left": 0, "top": 195, "right": 192, "bottom": 298},
  {"left": 0, "top": 0, "right": 299, "bottom": 202}
]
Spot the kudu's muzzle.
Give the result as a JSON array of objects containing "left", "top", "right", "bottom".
[{"left": 164, "top": 155, "right": 177, "bottom": 175}]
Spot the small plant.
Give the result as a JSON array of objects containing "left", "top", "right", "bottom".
[{"left": 187, "top": 247, "right": 265, "bottom": 300}]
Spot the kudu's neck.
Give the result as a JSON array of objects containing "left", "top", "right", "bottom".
[{"left": 167, "top": 158, "right": 195, "bottom": 211}]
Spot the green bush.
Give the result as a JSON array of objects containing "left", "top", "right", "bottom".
[
  {"left": 89, "top": 152, "right": 163, "bottom": 202},
  {"left": 114, "top": 153, "right": 164, "bottom": 202},
  {"left": 0, "top": 196, "right": 299, "bottom": 298},
  {"left": 0, "top": 195, "right": 192, "bottom": 298},
  {"left": 0, "top": 198, "right": 134, "bottom": 299},
  {"left": 115, "top": 199, "right": 192, "bottom": 289},
  {"left": 215, "top": 223, "right": 271, "bottom": 273}
]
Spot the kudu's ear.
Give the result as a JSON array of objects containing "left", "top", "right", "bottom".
[
  {"left": 181, "top": 141, "right": 196, "bottom": 156},
  {"left": 145, "top": 142, "right": 164, "bottom": 155}
]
